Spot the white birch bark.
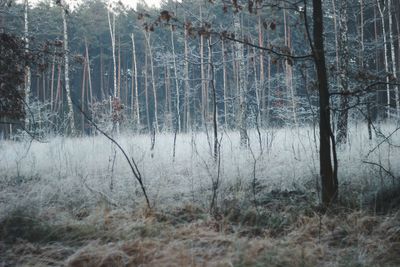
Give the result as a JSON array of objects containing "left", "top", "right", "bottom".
[
  {"left": 131, "top": 33, "right": 140, "bottom": 126},
  {"left": 388, "top": 0, "right": 399, "bottom": 116},
  {"left": 85, "top": 39, "right": 92, "bottom": 109},
  {"left": 183, "top": 19, "right": 191, "bottom": 131},
  {"left": 108, "top": 10, "right": 119, "bottom": 133},
  {"left": 61, "top": 1, "right": 75, "bottom": 135},
  {"left": 257, "top": 8, "right": 265, "bottom": 126},
  {"left": 108, "top": 10, "right": 117, "bottom": 98},
  {"left": 253, "top": 47, "right": 261, "bottom": 124},
  {"left": 222, "top": 39, "right": 228, "bottom": 128},
  {"left": 24, "top": 0, "right": 31, "bottom": 129},
  {"left": 171, "top": 25, "right": 181, "bottom": 132},
  {"left": 376, "top": 0, "right": 391, "bottom": 119},
  {"left": 360, "top": 0, "right": 364, "bottom": 67},
  {"left": 144, "top": 31, "right": 159, "bottom": 132},
  {"left": 331, "top": 0, "right": 340, "bottom": 70}
]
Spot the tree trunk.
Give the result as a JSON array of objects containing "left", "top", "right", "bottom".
[
  {"left": 222, "top": 39, "right": 228, "bottom": 128},
  {"left": 183, "top": 18, "right": 191, "bottom": 131},
  {"left": 200, "top": 34, "right": 206, "bottom": 126},
  {"left": 81, "top": 48, "right": 86, "bottom": 134},
  {"left": 331, "top": 0, "right": 340, "bottom": 70},
  {"left": 24, "top": 0, "right": 31, "bottom": 130},
  {"left": 388, "top": 0, "right": 399, "bottom": 117},
  {"left": 376, "top": 0, "right": 391, "bottom": 119},
  {"left": 61, "top": 2, "right": 75, "bottom": 135},
  {"left": 118, "top": 36, "right": 121, "bottom": 98},
  {"left": 55, "top": 63, "right": 61, "bottom": 112},
  {"left": 164, "top": 64, "right": 172, "bottom": 130},
  {"left": 208, "top": 38, "right": 218, "bottom": 161},
  {"left": 336, "top": 0, "right": 350, "bottom": 144},
  {"left": 359, "top": 0, "right": 365, "bottom": 68},
  {"left": 108, "top": 11, "right": 116, "bottom": 98},
  {"left": 144, "top": 41, "right": 151, "bottom": 131},
  {"left": 50, "top": 49, "right": 55, "bottom": 112},
  {"left": 108, "top": 10, "right": 119, "bottom": 132},
  {"left": 100, "top": 45, "right": 105, "bottom": 99},
  {"left": 257, "top": 5, "right": 265, "bottom": 126},
  {"left": 253, "top": 47, "right": 261, "bottom": 125},
  {"left": 131, "top": 33, "right": 140, "bottom": 127},
  {"left": 312, "top": 0, "right": 338, "bottom": 206},
  {"left": 171, "top": 24, "right": 181, "bottom": 133},
  {"left": 85, "top": 39, "right": 93, "bottom": 112},
  {"left": 234, "top": 13, "right": 248, "bottom": 146},
  {"left": 283, "top": 9, "right": 297, "bottom": 127},
  {"left": 232, "top": 42, "right": 238, "bottom": 126},
  {"left": 266, "top": 31, "right": 271, "bottom": 126},
  {"left": 144, "top": 31, "right": 159, "bottom": 132}
]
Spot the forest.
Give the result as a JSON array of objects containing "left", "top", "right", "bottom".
[{"left": 1, "top": 0, "right": 400, "bottom": 266}]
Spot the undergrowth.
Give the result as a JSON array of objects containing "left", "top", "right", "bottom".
[
  {"left": 1, "top": 196, "right": 399, "bottom": 266},
  {"left": 1, "top": 126, "right": 400, "bottom": 266}
]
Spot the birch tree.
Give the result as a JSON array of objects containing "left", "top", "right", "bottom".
[
  {"left": 60, "top": 0, "right": 75, "bottom": 135},
  {"left": 131, "top": 33, "right": 140, "bottom": 126},
  {"left": 107, "top": 8, "right": 119, "bottom": 132},
  {"left": 143, "top": 30, "right": 159, "bottom": 132},
  {"left": 376, "top": 0, "right": 391, "bottom": 119},
  {"left": 24, "top": 0, "right": 31, "bottom": 130},
  {"left": 387, "top": 0, "right": 399, "bottom": 116},
  {"left": 183, "top": 18, "right": 191, "bottom": 131},
  {"left": 221, "top": 39, "right": 228, "bottom": 128},
  {"left": 200, "top": 5, "right": 207, "bottom": 127},
  {"left": 170, "top": 24, "right": 181, "bottom": 132}
]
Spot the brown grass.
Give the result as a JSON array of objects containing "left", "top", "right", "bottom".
[{"left": 1, "top": 205, "right": 399, "bottom": 267}]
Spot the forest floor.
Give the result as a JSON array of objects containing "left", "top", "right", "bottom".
[
  {"left": 1, "top": 199, "right": 400, "bottom": 266},
  {"left": 1, "top": 125, "right": 400, "bottom": 266}
]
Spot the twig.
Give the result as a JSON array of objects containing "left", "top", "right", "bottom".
[
  {"left": 72, "top": 100, "right": 151, "bottom": 209},
  {"left": 362, "top": 160, "right": 398, "bottom": 181},
  {"left": 83, "top": 181, "right": 119, "bottom": 208},
  {"left": 367, "top": 125, "right": 400, "bottom": 157}
]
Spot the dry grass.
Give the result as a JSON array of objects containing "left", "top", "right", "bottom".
[
  {"left": 1, "top": 125, "right": 400, "bottom": 266},
  {"left": 1, "top": 203, "right": 400, "bottom": 267}
]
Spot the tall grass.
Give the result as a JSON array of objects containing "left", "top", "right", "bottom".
[
  {"left": 0, "top": 123, "right": 398, "bottom": 215},
  {"left": 1, "top": 123, "right": 399, "bottom": 266}
]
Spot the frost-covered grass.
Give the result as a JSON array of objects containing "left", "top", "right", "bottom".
[
  {"left": 1, "top": 123, "right": 398, "bottom": 212},
  {"left": 0, "top": 123, "right": 399, "bottom": 266}
]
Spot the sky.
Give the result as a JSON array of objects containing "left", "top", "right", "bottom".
[
  {"left": 109, "top": 0, "right": 162, "bottom": 8},
  {"left": 21, "top": 0, "right": 162, "bottom": 9}
]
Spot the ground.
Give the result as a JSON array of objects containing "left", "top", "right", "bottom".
[{"left": 1, "top": 125, "right": 399, "bottom": 266}]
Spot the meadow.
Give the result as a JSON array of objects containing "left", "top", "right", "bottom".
[{"left": 0, "top": 123, "right": 399, "bottom": 266}]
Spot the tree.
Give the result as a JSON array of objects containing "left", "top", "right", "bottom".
[
  {"left": 312, "top": 0, "right": 338, "bottom": 206},
  {"left": 183, "top": 16, "right": 191, "bottom": 131},
  {"left": 234, "top": 12, "right": 248, "bottom": 146},
  {"left": 108, "top": 7, "right": 118, "bottom": 132},
  {"left": 336, "top": 0, "right": 350, "bottom": 144},
  {"left": 387, "top": 0, "right": 399, "bottom": 116},
  {"left": 170, "top": 23, "right": 181, "bottom": 133},
  {"left": 24, "top": 0, "right": 31, "bottom": 130},
  {"left": 0, "top": 33, "right": 26, "bottom": 125},
  {"left": 59, "top": 0, "right": 76, "bottom": 135},
  {"left": 131, "top": 32, "right": 140, "bottom": 127},
  {"left": 376, "top": 0, "right": 391, "bottom": 119},
  {"left": 143, "top": 30, "right": 159, "bottom": 132}
]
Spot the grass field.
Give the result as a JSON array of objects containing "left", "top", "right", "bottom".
[{"left": 1, "top": 124, "right": 399, "bottom": 266}]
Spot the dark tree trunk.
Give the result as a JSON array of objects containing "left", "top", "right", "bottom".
[{"left": 313, "top": 0, "right": 338, "bottom": 206}]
